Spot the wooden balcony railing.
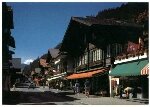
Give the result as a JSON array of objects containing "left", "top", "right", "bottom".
[{"left": 115, "top": 49, "right": 148, "bottom": 61}]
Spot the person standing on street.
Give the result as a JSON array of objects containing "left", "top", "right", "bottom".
[
  {"left": 13, "top": 84, "right": 16, "bottom": 91},
  {"left": 75, "top": 80, "right": 80, "bottom": 96},
  {"left": 48, "top": 81, "right": 51, "bottom": 90},
  {"left": 56, "top": 82, "right": 59, "bottom": 91},
  {"left": 119, "top": 85, "right": 123, "bottom": 99},
  {"left": 60, "top": 81, "right": 63, "bottom": 91},
  {"left": 84, "top": 79, "right": 90, "bottom": 98},
  {"left": 70, "top": 81, "right": 75, "bottom": 94}
]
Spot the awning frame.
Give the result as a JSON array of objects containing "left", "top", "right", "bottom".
[
  {"left": 109, "top": 59, "right": 148, "bottom": 76},
  {"left": 66, "top": 68, "right": 109, "bottom": 79}
]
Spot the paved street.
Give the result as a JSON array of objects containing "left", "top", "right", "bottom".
[{"left": 7, "top": 86, "right": 148, "bottom": 105}]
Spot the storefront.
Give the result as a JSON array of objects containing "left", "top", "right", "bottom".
[
  {"left": 141, "top": 64, "right": 149, "bottom": 98},
  {"left": 47, "top": 72, "right": 67, "bottom": 89},
  {"left": 109, "top": 59, "right": 148, "bottom": 99},
  {"left": 66, "top": 68, "right": 109, "bottom": 95}
]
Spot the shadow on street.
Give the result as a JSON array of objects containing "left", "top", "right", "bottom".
[{"left": 3, "top": 91, "right": 79, "bottom": 105}]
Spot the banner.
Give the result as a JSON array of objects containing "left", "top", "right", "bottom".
[{"left": 127, "top": 41, "right": 139, "bottom": 53}]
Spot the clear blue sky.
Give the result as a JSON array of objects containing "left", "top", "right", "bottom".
[{"left": 7, "top": 2, "right": 124, "bottom": 64}]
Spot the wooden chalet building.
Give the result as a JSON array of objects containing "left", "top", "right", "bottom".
[
  {"left": 60, "top": 16, "right": 144, "bottom": 96},
  {"left": 109, "top": 10, "right": 149, "bottom": 99},
  {"left": 2, "top": 2, "right": 16, "bottom": 103},
  {"left": 46, "top": 44, "right": 75, "bottom": 88}
]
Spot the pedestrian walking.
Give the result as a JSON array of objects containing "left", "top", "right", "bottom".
[
  {"left": 132, "top": 86, "right": 137, "bottom": 98},
  {"left": 28, "top": 82, "right": 35, "bottom": 89},
  {"left": 56, "top": 82, "right": 59, "bottom": 91},
  {"left": 84, "top": 79, "right": 90, "bottom": 98},
  {"left": 60, "top": 81, "right": 63, "bottom": 91},
  {"left": 119, "top": 85, "right": 123, "bottom": 98},
  {"left": 13, "top": 84, "right": 16, "bottom": 91},
  {"left": 43, "top": 82, "right": 45, "bottom": 88},
  {"left": 70, "top": 81, "right": 75, "bottom": 93},
  {"left": 48, "top": 82, "right": 51, "bottom": 90},
  {"left": 75, "top": 80, "right": 80, "bottom": 96}
]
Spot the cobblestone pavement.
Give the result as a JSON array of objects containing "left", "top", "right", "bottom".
[
  {"left": 7, "top": 86, "right": 148, "bottom": 105},
  {"left": 53, "top": 91, "right": 147, "bottom": 105}
]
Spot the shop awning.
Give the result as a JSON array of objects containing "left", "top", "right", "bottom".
[
  {"left": 141, "top": 64, "right": 149, "bottom": 75},
  {"left": 47, "top": 72, "right": 67, "bottom": 81},
  {"left": 66, "top": 68, "right": 108, "bottom": 79},
  {"left": 109, "top": 59, "right": 148, "bottom": 76}
]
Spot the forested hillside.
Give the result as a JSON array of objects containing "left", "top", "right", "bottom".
[{"left": 96, "top": 3, "right": 148, "bottom": 24}]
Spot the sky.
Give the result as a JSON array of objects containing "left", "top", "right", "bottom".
[{"left": 6, "top": 2, "right": 125, "bottom": 64}]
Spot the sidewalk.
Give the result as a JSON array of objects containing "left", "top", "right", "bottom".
[
  {"left": 8, "top": 87, "right": 148, "bottom": 105},
  {"left": 50, "top": 88, "right": 148, "bottom": 105}
]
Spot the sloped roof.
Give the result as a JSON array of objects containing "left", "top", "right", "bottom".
[
  {"left": 40, "top": 53, "right": 47, "bottom": 59},
  {"left": 89, "top": 43, "right": 96, "bottom": 50},
  {"left": 72, "top": 16, "right": 142, "bottom": 27},
  {"left": 39, "top": 59, "right": 48, "bottom": 67},
  {"left": 54, "top": 42, "right": 62, "bottom": 49},
  {"left": 48, "top": 49, "right": 59, "bottom": 58}
]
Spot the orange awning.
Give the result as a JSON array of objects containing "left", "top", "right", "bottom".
[
  {"left": 141, "top": 64, "right": 149, "bottom": 75},
  {"left": 66, "top": 68, "right": 108, "bottom": 79}
]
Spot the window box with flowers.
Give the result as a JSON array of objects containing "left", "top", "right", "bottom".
[
  {"left": 89, "top": 60, "right": 103, "bottom": 67},
  {"left": 127, "top": 53, "right": 133, "bottom": 58},
  {"left": 122, "top": 54, "right": 126, "bottom": 59},
  {"left": 139, "top": 50, "right": 144, "bottom": 56},
  {"left": 116, "top": 56, "right": 122, "bottom": 60}
]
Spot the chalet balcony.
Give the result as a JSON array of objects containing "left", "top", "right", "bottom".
[
  {"left": 76, "top": 60, "right": 104, "bottom": 71},
  {"left": 58, "top": 51, "right": 68, "bottom": 59},
  {"left": 114, "top": 49, "right": 148, "bottom": 64},
  {"left": 76, "top": 64, "right": 87, "bottom": 71},
  {"left": 89, "top": 60, "right": 103, "bottom": 67}
]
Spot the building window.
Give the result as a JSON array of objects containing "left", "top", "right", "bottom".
[
  {"left": 79, "top": 57, "right": 81, "bottom": 66},
  {"left": 82, "top": 55, "right": 85, "bottom": 65},
  {"left": 95, "top": 50, "right": 97, "bottom": 61},
  {"left": 107, "top": 45, "right": 111, "bottom": 57},
  {"left": 93, "top": 50, "right": 95, "bottom": 62},
  {"left": 85, "top": 53, "right": 87, "bottom": 64},
  {"left": 100, "top": 49, "right": 103, "bottom": 60},
  {"left": 97, "top": 49, "right": 100, "bottom": 60},
  {"left": 95, "top": 50, "right": 96, "bottom": 61},
  {"left": 112, "top": 43, "right": 123, "bottom": 57},
  {"left": 107, "top": 44, "right": 122, "bottom": 57},
  {"left": 89, "top": 51, "right": 93, "bottom": 62},
  {"left": 96, "top": 49, "right": 103, "bottom": 61}
]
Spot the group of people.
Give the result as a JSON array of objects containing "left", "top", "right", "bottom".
[
  {"left": 71, "top": 79, "right": 90, "bottom": 97},
  {"left": 54, "top": 81, "right": 64, "bottom": 91},
  {"left": 114, "top": 85, "right": 138, "bottom": 99}
]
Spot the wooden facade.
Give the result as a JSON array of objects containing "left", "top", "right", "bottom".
[
  {"left": 59, "top": 16, "right": 144, "bottom": 95},
  {"left": 2, "top": 2, "right": 16, "bottom": 104}
]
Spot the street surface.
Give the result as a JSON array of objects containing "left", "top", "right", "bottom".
[{"left": 7, "top": 86, "right": 148, "bottom": 105}]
